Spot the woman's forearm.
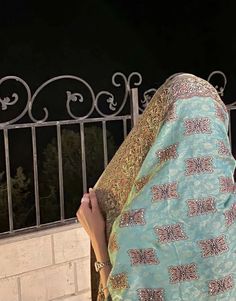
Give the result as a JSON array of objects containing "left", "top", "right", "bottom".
[
  {"left": 76, "top": 189, "right": 110, "bottom": 298},
  {"left": 92, "top": 233, "right": 111, "bottom": 298}
]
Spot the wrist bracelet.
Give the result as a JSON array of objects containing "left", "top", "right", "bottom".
[{"left": 94, "top": 260, "right": 111, "bottom": 272}]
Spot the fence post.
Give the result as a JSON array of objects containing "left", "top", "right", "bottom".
[{"left": 130, "top": 87, "right": 139, "bottom": 128}]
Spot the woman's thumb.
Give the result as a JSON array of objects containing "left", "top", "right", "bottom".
[{"left": 89, "top": 188, "right": 99, "bottom": 211}]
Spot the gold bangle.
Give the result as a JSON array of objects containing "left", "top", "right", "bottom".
[{"left": 94, "top": 261, "right": 111, "bottom": 272}]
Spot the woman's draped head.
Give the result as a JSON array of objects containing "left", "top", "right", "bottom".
[{"left": 94, "top": 73, "right": 226, "bottom": 238}]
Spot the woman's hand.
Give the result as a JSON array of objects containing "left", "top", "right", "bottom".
[
  {"left": 76, "top": 188, "right": 106, "bottom": 246},
  {"left": 77, "top": 188, "right": 111, "bottom": 298}
]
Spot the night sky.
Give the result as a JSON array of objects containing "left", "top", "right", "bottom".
[{"left": 1, "top": 0, "right": 236, "bottom": 102}]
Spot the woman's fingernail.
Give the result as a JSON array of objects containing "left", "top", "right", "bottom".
[
  {"left": 81, "top": 197, "right": 89, "bottom": 203},
  {"left": 89, "top": 187, "right": 93, "bottom": 192}
]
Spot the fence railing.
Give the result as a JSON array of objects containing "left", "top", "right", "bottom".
[{"left": 0, "top": 71, "right": 235, "bottom": 237}]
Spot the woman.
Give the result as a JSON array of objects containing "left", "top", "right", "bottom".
[{"left": 77, "top": 73, "right": 236, "bottom": 300}]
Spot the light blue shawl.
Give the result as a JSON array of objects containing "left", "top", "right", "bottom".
[{"left": 107, "top": 76, "right": 236, "bottom": 300}]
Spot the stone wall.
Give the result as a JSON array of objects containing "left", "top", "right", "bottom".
[{"left": 0, "top": 223, "right": 91, "bottom": 301}]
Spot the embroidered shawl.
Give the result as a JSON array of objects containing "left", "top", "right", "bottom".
[{"left": 92, "top": 74, "right": 235, "bottom": 300}]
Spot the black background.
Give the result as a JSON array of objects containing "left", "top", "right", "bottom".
[{"left": 1, "top": 0, "right": 236, "bottom": 102}]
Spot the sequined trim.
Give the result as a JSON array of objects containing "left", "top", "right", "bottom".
[
  {"left": 119, "top": 209, "right": 146, "bottom": 227},
  {"left": 165, "top": 104, "right": 177, "bottom": 122},
  {"left": 154, "top": 223, "right": 188, "bottom": 244},
  {"left": 137, "top": 288, "right": 165, "bottom": 301},
  {"left": 185, "top": 156, "right": 213, "bottom": 176},
  {"left": 135, "top": 175, "right": 150, "bottom": 192},
  {"left": 128, "top": 248, "right": 159, "bottom": 265},
  {"left": 109, "top": 272, "right": 129, "bottom": 290},
  {"left": 169, "top": 263, "right": 198, "bottom": 283},
  {"left": 208, "top": 275, "right": 234, "bottom": 296},
  {"left": 187, "top": 197, "right": 216, "bottom": 216},
  {"left": 108, "top": 233, "right": 119, "bottom": 253},
  {"left": 218, "top": 141, "right": 231, "bottom": 156},
  {"left": 184, "top": 117, "right": 212, "bottom": 135},
  {"left": 156, "top": 143, "right": 179, "bottom": 163},
  {"left": 198, "top": 235, "right": 229, "bottom": 257},
  {"left": 152, "top": 182, "right": 178, "bottom": 201},
  {"left": 166, "top": 74, "right": 223, "bottom": 105},
  {"left": 215, "top": 103, "right": 227, "bottom": 122},
  {"left": 224, "top": 203, "right": 236, "bottom": 227}
]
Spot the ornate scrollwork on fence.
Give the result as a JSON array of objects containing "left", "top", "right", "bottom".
[
  {"left": 207, "top": 70, "right": 227, "bottom": 96},
  {"left": 0, "top": 93, "right": 18, "bottom": 111},
  {"left": 0, "top": 76, "right": 32, "bottom": 125},
  {"left": 207, "top": 71, "right": 236, "bottom": 111},
  {"left": 140, "top": 88, "right": 157, "bottom": 112},
  {"left": 0, "top": 71, "right": 235, "bottom": 127},
  {"left": 0, "top": 72, "right": 145, "bottom": 126}
]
